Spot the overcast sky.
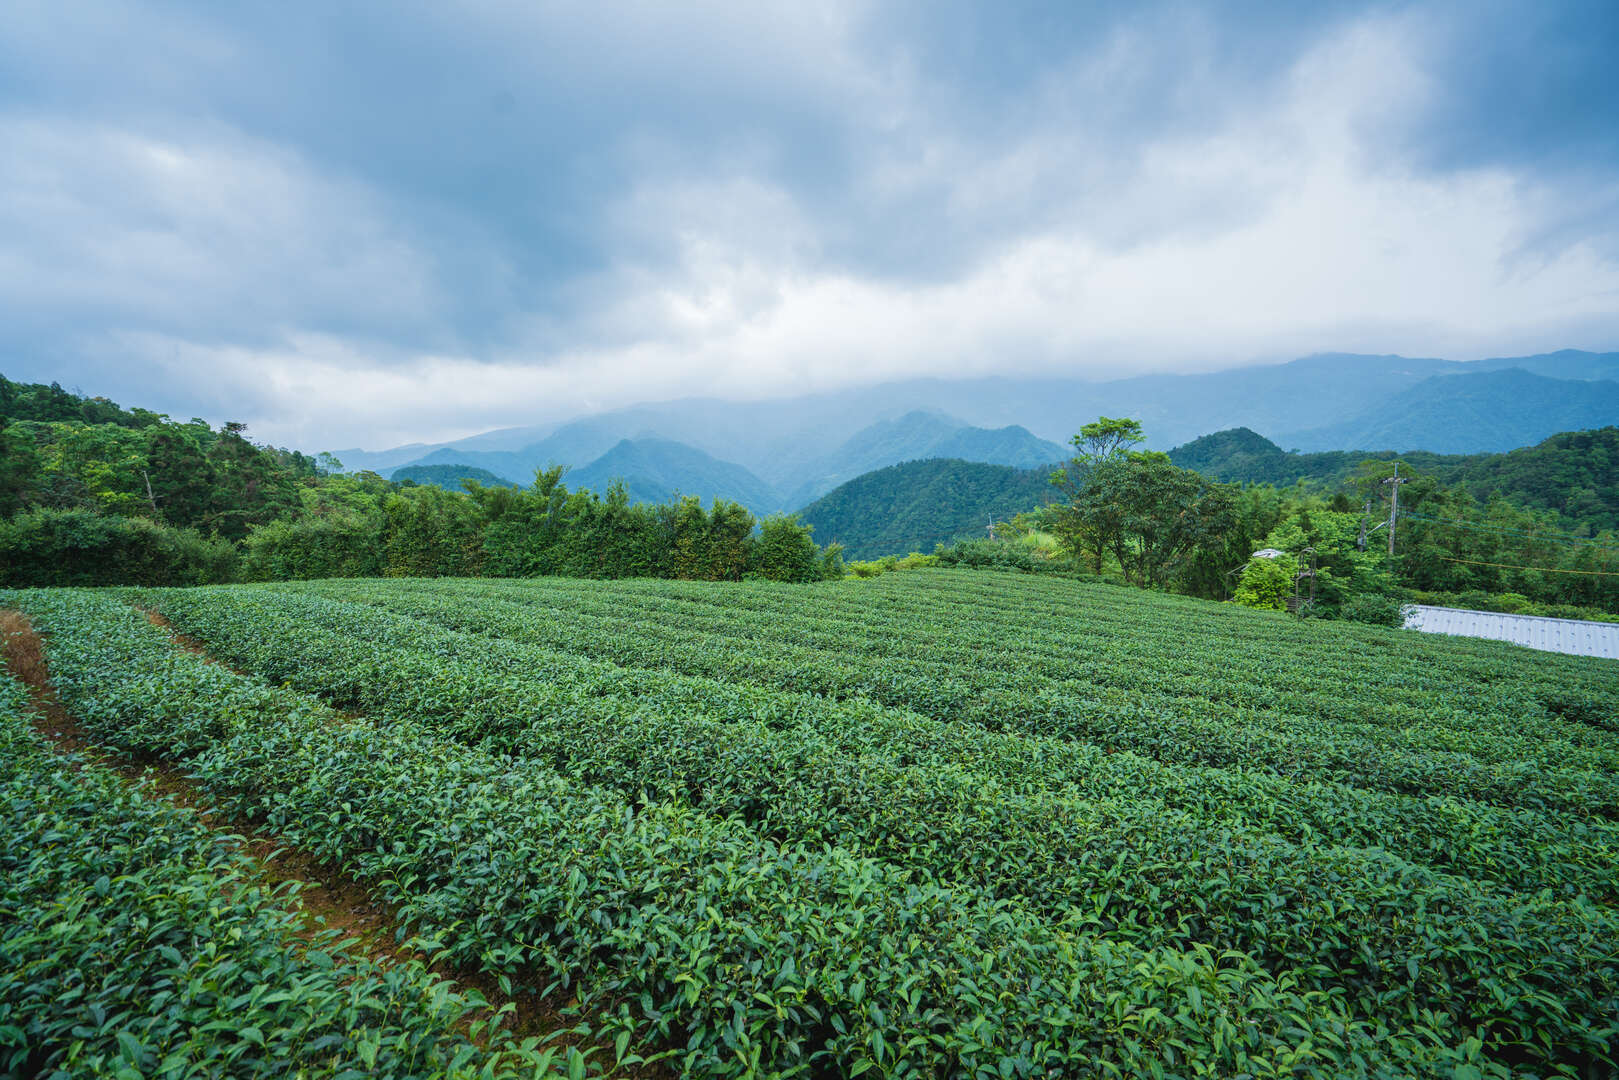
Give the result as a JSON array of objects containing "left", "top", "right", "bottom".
[{"left": 4, "top": 0, "right": 1618, "bottom": 450}]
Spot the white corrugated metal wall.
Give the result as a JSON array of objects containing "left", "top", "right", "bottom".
[{"left": 1404, "top": 605, "right": 1619, "bottom": 660}]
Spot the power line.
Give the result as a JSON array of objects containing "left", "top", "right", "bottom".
[
  {"left": 1436, "top": 556, "right": 1619, "bottom": 577},
  {"left": 1399, "top": 511, "right": 1619, "bottom": 550}
]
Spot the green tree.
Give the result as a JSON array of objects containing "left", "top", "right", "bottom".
[
  {"left": 205, "top": 422, "right": 300, "bottom": 541},
  {"left": 1049, "top": 417, "right": 1146, "bottom": 572},
  {"left": 1233, "top": 553, "right": 1297, "bottom": 610},
  {"left": 144, "top": 422, "right": 217, "bottom": 527},
  {"left": 752, "top": 514, "right": 822, "bottom": 582},
  {"left": 707, "top": 500, "right": 755, "bottom": 581},
  {"left": 1051, "top": 421, "right": 1236, "bottom": 588},
  {"left": 1069, "top": 416, "right": 1145, "bottom": 465},
  {"left": 382, "top": 484, "right": 485, "bottom": 577},
  {"left": 669, "top": 496, "right": 712, "bottom": 580}
]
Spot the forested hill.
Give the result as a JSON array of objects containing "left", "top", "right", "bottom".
[
  {"left": 797, "top": 459, "right": 1056, "bottom": 560},
  {"left": 566, "top": 438, "right": 778, "bottom": 510},
  {"left": 797, "top": 425, "right": 1618, "bottom": 565},
  {"left": 1170, "top": 426, "right": 1619, "bottom": 534},
  {"left": 1, "top": 375, "right": 321, "bottom": 538},
  {"left": 391, "top": 464, "right": 517, "bottom": 492}
]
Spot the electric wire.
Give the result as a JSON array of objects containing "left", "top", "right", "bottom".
[
  {"left": 1435, "top": 556, "right": 1619, "bottom": 577},
  {"left": 1397, "top": 510, "right": 1619, "bottom": 550}
]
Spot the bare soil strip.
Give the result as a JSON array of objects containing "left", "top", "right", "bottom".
[{"left": 0, "top": 607, "right": 657, "bottom": 1067}]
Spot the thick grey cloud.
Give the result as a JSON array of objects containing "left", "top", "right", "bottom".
[{"left": 2, "top": 0, "right": 1616, "bottom": 448}]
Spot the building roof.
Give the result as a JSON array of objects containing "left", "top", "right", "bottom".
[{"left": 1403, "top": 604, "right": 1619, "bottom": 660}]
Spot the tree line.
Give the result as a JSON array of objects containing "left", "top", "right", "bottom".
[
  {"left": 1169, "top": 425, "right": 1619, "bottom": 536},
  {"left": 0, "top": 376, "right": 840, "bottom": 587},
  {"left": 1021, "top": 417, "right": 1619, "bottom": 621},
  {"left": 6, "top": 375, "right": 1614, "bottom": 616}
]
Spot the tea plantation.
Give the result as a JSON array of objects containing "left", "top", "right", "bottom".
[{"left": 4, "top": 570, "right": 1616, "bottom": 1078}]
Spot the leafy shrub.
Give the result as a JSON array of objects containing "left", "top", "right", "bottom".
[
  {"left": 1233, "top": 554, "right": 1296, "bottom": 611},
  {"left": 1338, "top": 592, "right": 1408, "bottom": 627},
  {"left": 0, "top": 508, "right": 237, "bottom": 587},
  {"left": 845, "top": 551, "right": 939, "bottom": 578},
  {"left": 750, "top": 514, "right": 823, "bottom": 582},
  {"left": 242, "top": 513, "right": 384, "bottom": 580},
  {"left": 819, "top": 541, "right": 846, "bottom": 580},
  {"left": 933, "top": 538, "right": 1067, "bottom": 573}
]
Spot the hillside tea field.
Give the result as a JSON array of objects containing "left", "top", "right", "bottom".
[{"left": 4, "top": 571, "right": 1618, "bottom": 1078}]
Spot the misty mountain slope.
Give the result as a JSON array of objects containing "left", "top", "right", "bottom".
[
  {"left": 1277, "top": 369, "right": 1619, "bottom": 453},
  {"left": 784, "top": 410, "right": 1069, "bottom": 506},
  {"left": 566, "top": 438, "right": 780, "bottom": 512},
  {"left": 382, "top": 410, "right": 1069, "bottom": 514},
  {"left": 798, "top": 458, "right": 1058, "bottom": 561},
  {"left": 391, "top": 464, "right": 517, "bottom": 491},
  {"left": 325, "top": 442, "right": 440, "bottom": 475},
  {"left": 1476, "top": 349, "right": 1619, "bottom": 382},
  {"left": 1073, "top": 353, "right": 1459, "bottom": 449},
  {"left": 385, "top": 421, "right": 639, "bottom": 484},
  {"left": 932, "top": 424, "right": 1068, "bottom": 467},
  {"left": 398, "top": 446, "right": 537, "bottom": 483}
]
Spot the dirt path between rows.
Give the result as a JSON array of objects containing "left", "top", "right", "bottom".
[
  {"left": 0, "top": 607, "right": 664, "bottom": 1072},
  {"left": 1, "top": 608, "right": 402, "bottom": 954}
]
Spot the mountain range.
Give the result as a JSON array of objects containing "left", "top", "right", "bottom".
[
  {"left": 332, "top": 408, "right": 1067, "bottom": 515},
  {"left": 1279, "top": 368, "right": 1619, "bottom": 453},
  {"left": 326, "top": 349, "right": 1619, "bottom": 515}
]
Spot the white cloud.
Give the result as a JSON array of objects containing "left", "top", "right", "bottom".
[
  {"left": 7, "top": 4, "right": 1618, "bottom": 450},
  {"left": 0, "top": 116, "right": 441, "bottom": 338}
]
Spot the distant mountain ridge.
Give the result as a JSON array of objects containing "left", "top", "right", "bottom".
[
  {"left": 336, "top": 410, "right": 1066, "bottom": 516},
  {"left": 781, "top": 412, "right": 1066, "bottom": 508},
  {"left": 566, "top": 438, "right": 779, "bottom": 510},
  {"left": 324, "top": 349, "right": 1619, "bottom": 512},
  {"left": 1276, "top": 369, "right": 1619, "bottom": 454}
]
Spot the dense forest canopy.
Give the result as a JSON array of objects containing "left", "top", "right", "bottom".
[
  {"left": 1170, "top": 426, "right": 1619, "bottom": 534},
  {"left": 1028, "top": 419, "right": 1619, "bottom": 619},
  {"left": 798, "top": 458, "right": 1056, "bottom": 560}
]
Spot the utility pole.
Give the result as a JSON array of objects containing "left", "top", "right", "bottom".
[
  {"left": 1356, "top": 499, "right": 1372, "bottom": 552},
  {"left": 141, "top": 469, "right": 160, "bottom": 517},
  {"left": 987, "top": 516, "right": 996, "bottom": 541},
  {"left": 1383, "top": 462, "right": 1407, "bottom": 557}
]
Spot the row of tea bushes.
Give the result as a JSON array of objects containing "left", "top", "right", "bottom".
[
  {"left": 0, "top": 673, "right": 565, "bottom": 1080},
  {"left": 142, "top": 586, "right": 1619, "bottom": 1073},
  {"left": 11, "top": 590, "right": 1488, "bottom": 1079},
  {"left": 312, "top": 577, "right": 1619, "bottom": 818},
  {"left": 152, "top": 585, "right": 1619, "bottom": 907}
]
